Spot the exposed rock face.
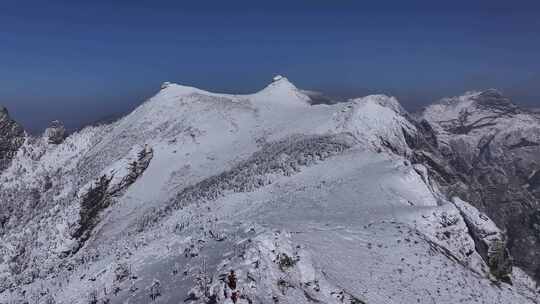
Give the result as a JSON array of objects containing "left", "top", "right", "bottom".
[
  {"left": 45, "top": 120, "right": 66, "bottom": 144},
  {"left": 0, "top": 106, "right": 25, "bottom": 171},
  {"left": 412, "top": 90, "right": 540, "bottom": 281},
  {"left": 452, "top": 197, "right": 512, "bottom": 282}
]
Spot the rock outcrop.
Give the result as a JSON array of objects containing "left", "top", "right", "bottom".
[
  {"left": 44, "top": 120, "right": 66, "bottom": 144},
  {"left": 0, "top": 106, "right": 25, "bottom": 170},
  {"left": 452, "top": 197, "right": 512, "bottom": 282}
]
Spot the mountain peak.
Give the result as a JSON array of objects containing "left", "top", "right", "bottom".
[
  {"left": 160, "top": 81, "right": 172, "bottom": 89},
  {"left": 272, "top": 75, "right": 285, "bottom": 82},
  {"left": 0, "top": 106, "right": 22, "bottom": 128},
  {"left": 253, "top": 75, "right": 310, "bottom": 107},
  {"left": 472, "top": 89, "right": 515, "bottom": 109},
  {"left": 431, "top": 89, "right": 515, "bottom": 112},
  {"left": 421, "top": 89, "right": 523, "bottom": 135},
  {"left": 351, "top": 94, "right": 405, "bottom": 114},
  {"left": 476, "top": 88, "right": 504, "bottom": 98},
  {"left": 265, "top": 75, "right": 297, "bottom": 90}
]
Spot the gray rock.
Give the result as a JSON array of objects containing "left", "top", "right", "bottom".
[
  {"left": 0, "top": 106, "right": 25, "bottom": 171},
  {"left": 45, "top": 120, "right": 66, "bottom": 144},
  {"left": 452, "top": 198, "right": 512, "bottom": 282}
]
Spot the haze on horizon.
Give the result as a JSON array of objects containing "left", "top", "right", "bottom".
[{"left": 1, "top": 0, "right": 539, "bottom": 133}]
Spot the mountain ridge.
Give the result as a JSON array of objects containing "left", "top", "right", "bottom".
[{"left": 0, "top": 77, "right": 539, "bottom": 303}]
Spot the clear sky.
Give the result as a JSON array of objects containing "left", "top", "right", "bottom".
[{"left": 1, "top": 0, "right": 540, "bottom": 132}]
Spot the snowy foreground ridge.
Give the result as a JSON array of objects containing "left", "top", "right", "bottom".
[{"left": 0, "top": 77, "right": 539, "bottom": 303}]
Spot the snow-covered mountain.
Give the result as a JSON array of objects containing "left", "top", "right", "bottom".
[
  {"left": 416, "top": 89, "right": 540, "bottom": 284},
  {"left": 0, "top": 78, "right": 538, "bottom": 304}
]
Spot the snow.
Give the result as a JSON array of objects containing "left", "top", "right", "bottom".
[
  {"left": 250, "top": 75, "right": 311, "bottom": 107},
  {"left": 421, "top": 90, "right": 540, "bottom": 150},
  {"left": 0, "top": 77, "right": 537, "bottom": 303},
  {"left": 341, "top": 95, "right": 415, "bottom": 154},
  {"left": 451, "top": 197, "right": 501, "bottom": 239},
  {"left": 272, "top": 75, "right": 284, "bottom": 82}
]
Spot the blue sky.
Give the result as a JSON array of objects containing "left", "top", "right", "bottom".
[{"left": 1, "top": 0, "right": 540, "bottom": 132}]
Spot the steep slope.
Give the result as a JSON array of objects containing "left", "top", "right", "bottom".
[
  {"left": 0, "top": 79, "right": 537, "bottom": 303},
  {"left": 417, "top": 89, "right": 540, "bottom": 282}
]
